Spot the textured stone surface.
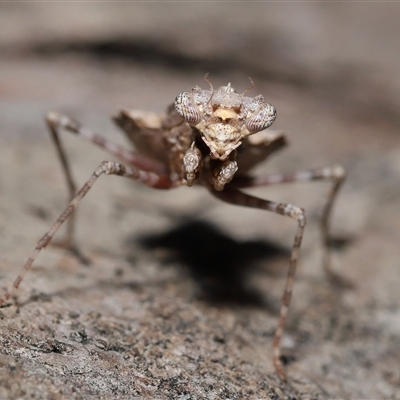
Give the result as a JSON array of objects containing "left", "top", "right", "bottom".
[{"left": 1, "top": 3, "right": 400, "bottom": 399}]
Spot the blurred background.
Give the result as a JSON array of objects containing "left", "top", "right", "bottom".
[{"left": 1, "top": 3, "right": 400, "bottom": 399}]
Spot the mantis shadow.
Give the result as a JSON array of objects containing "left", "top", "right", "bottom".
[{"left": 134, "top": 219, "right": 289, "bottom": 307}]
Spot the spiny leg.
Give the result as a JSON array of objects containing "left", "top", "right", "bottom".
[
  {"left": 210, "top": 187, "right": 306, "bottom": 380},
  {"left": 46, "top": 111, "right": 167, "bottom": 247},
  {"left": 0, "top": 161, "right": 173, "bottom": 308},
  {"left": 231, "top": 165, "right": 349, "bottom": 286}
]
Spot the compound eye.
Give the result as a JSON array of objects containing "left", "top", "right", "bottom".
[
  {"left": 245, "top": 103, "right": 276, "bottom": 133},
  {"left": 175, "top": 91, "right": 202, "bottom": 125}
]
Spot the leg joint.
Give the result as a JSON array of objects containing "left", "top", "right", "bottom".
[
  {"left": 46, "top": 111, "right": 80, "bottom": 133},
  {"left": 321, "top": 164, "right": 346, "bottom": 182},
  {"left": 277, "top": 203, "right": 306, "bottom": 226},
  {"left": 101, "top": 161, "right": 127, "bottom": 176},
  {"left": 46, "top": 111, "right": 61, "bottom": 128}
]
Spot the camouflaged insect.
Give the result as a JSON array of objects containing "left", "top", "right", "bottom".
[{"left": 0, "top": 77, "right": 347, "bottom": 381}]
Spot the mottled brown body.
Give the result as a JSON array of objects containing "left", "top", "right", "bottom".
[
  {"left": 0, "top": 79, "right": 346, "bottom": 380},
  {"left": 113, "top": 102, "right": 285, "bottom": 191}
]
